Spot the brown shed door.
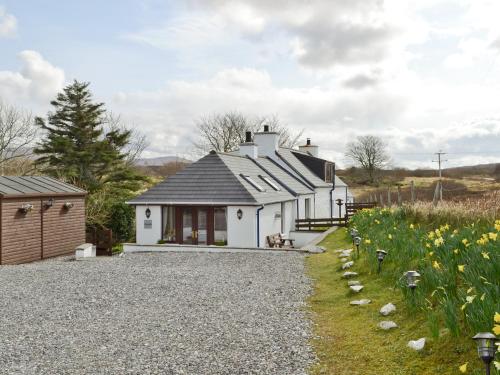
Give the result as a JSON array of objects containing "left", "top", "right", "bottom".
[
  {"left": 42, "top": 197, "right": 86, "bottom": 259},
  {"left": 1, "top": 198, "right": 42, "bottom": 265}
]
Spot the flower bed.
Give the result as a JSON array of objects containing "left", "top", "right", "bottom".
[{"left": 350, "top": 207, "right": 499, "bottom": 339}]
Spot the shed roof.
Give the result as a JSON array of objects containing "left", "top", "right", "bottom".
[
  {"left": 0, "top": 176, "right": 86, "bottom": 197},
  {"left": 128, "top": 152, "right": 296, "bottom": 205}
]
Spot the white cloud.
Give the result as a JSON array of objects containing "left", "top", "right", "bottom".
[
  {"left": 0, "top": 6, "right": 16, "bottom": 37},
  {"left": 0, "top": 50, "right": 65, "bottom": 104},
  {"left": 111, "top": 66, "right": 500, "bottom": 167}
]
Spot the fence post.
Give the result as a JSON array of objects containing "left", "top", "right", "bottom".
[
  {"left": 379, "top": 193, "right": 384, "bottom": 207},
  {"left": 410, "top": 180, "right": 415, "bottom": 203},
  {"left": 387, "top": 188, "right": 392, "bottom": 206},
  {"left": 397, "top": 186, "right": 402, "bottom": 206}
]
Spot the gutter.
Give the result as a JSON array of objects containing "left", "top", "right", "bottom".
[
  {"left": 330, "top": 165, "right": 336, "bottom": 218},
  {"left": 256, "top": 205, "right": 264, "bottom": 247}
]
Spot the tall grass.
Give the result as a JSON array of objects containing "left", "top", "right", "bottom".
[{"left": 350, "top": 206, "right": 499, "bottom": 337}]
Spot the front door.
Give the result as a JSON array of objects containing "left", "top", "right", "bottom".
[{"left": 179, "top": 207, "right": 212, "bottom": 245}]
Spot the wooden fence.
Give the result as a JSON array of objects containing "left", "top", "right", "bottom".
[
  {"left": 295, "top": 217, "right": 348, "bottom": 231},
  {"left": 85, "top": 226, "right": 114, "bottom": 256},
  {"left": 346, "top": 202, "right": 378, "bottom": 217}
]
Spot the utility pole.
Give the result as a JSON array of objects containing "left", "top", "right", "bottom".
[{"left": 433, "top": 151, "right": 447, "bottom": 201}]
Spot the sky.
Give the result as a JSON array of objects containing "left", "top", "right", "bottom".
[{"left": 1, "top": 0, "right": 500, "bottom": 169}]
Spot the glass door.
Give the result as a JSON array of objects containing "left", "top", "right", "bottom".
[
  {"left": 197, "top": 208, "right": 208, "bottom": 245},
  {"left": 182, "top": 207, "right": 194, "bottom": 244}
]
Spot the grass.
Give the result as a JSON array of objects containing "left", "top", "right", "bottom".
[{"left": 306, "top": 228, "right": 495, "bottom": 375}]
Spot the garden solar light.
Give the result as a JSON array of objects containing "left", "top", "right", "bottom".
[
  {"left": 376, "top": 250, "right": 387, "bottom": 273},
  {"left": 354, "top": 236, "right": 361, "bottom": 257},
  {"left": 472, "top": 332, "right": 497, "bottom": 375},
  {"left": 404, "top": 270, "right": 420, "bottom": 291}
]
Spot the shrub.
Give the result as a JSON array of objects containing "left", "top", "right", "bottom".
[{"left": 107, "top": 202, "right": 135, "bottom": 242}]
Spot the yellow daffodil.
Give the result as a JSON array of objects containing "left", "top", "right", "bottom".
[
  {"left": 466, "top": 295, "right": 476, "bottom": 303},
  {"left": 488, "top": 232, "right": 497, "bottom": 241},
  {"left": 375, "top": 219, "right": 380, "bottom": 224},
  {"left": 477, "top": 238, "right": 488, "bottom": 245},
  {"left": 410, "top": 224, "right": 414, "bottom": 229},
  {"left": 459, "top": 363, "right": 467, "bottom": 373},
  {"left": 434, "top": 237, "right": 444, "bottom": 247},
  {"left": 426, "top": 243, "right": 431, "bottom": 248},
  {"left": 467, "top": 287, "right": 474, "bottom": 294},
  {"left": 453, "top": 229, "right": 459, "bottom": 234},
  {"left": 480, "top": 293, "right": 485, "bottom": 301},
  {"left": 458, "top": 265, "right": 465, "bottom": 272},
  {"left": 364, "top": 239, "right": 371, "bottom": 244},
  {"left": 494, "top": 361, "right": 500, "bottom": 371},
  {"left": 428, "top": 231, "right": 435, "bottom": 240},
  {"left": 429, "top": 251, "right": 434, "bottom": 257},
  {"left": 432, "top": 260, "right": 441, "bottom": 270},
  {"left": 388, "top": 234, "right": 393, "bottom": 240},
  {"left": 493, "top": 325, "right": 500, "bottom": 335},
  {"left": 462, "top": 238, "right": 469, "bottom": 245},
  {"left": 482, "top": 252, "right": 490, "bottom": 260},
  {"left": 495, "top": 312, "right": 500, "bottom": 323},
  {"left": 453, "top": 249, "right": 459, "bottom": 254},
  {"left": 435, "top": 229, "right": 442, "bottom": 237}
]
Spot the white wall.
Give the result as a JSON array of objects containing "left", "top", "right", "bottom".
[
  {"left": 314, "top": 187, "right": 332, "bottom": 218},
  {"left": 297, "top": 194, "right": 315, "bottom": 219},
  {"left": 135, "top": 205, "right": 162, "bottom": 245},
  {"left": 227, "top": 206, "right": 257, "bottom": 247},
  {"left": 258, "top": 202, "right": 285, "bottom": 248}
]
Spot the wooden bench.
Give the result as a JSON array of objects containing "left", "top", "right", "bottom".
[{"left": 266, "top": 233, "right": 295, "bottom": 249}]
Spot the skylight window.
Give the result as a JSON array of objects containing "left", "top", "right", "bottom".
[
  {"left": 259, "top": 175, "right": 281, "bottom": 191},
  {"left": 240, "top": 174, "right": 265, "bottom": 192}
]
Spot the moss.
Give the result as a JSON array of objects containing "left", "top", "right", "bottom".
[{"left": 306, "top": 228, "right": 491, "bottom": 375}]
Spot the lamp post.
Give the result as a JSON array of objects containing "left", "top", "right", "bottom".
[
  {"left": 354, "top": 236, "right": 361, "bottom": 258},
  {"left": 404, "top": 270, "right": 420, "bottom": 293},
  {"left": 376, "top": 250, "right": 387, "bottom": 273},
  {"left": 472, "top": 332, "right": 497, "bottom": 375},
  {"left": 350, "top": 228, "right": 359, "bottom": 246},
  {"left": 336, "top": 198, "right": 344, "bottom": 218}
]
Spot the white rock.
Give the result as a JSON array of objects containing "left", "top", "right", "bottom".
[
  {"left": 347, "top": 280, "right": 361, "bottom": 286},
  {"left": 407, "top": 338, "right": 426, "bottom": 351},
  {"left": 334, "top": 249, "right": 352, "bottom": 253},
  {"left": 350, "top": 299, "right": 371, "bottom": 305},
  {"left": 380, "top": 303, "right": 396, "bottom": 316},
  {"left": 338, "top": 254, "right": 351, "bottom": 259},
  {"left": 350, "top": 285, "right": 364, "bottom": 293},
  {"left": 378, "top": 321, "right": 398, "bottom": 330},
  {"left": 340, "top": 258, "right": 348, "bottom": 263},
  {"left": 342, "top": 261, "right": 354, "bottom": 269},
  {"left": 342, "top": 272, "right": 358, "bottom": 278}
]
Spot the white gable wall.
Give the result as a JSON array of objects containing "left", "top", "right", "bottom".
[{"left": 135, "top": 205, "right": 162, "bottom": 245}]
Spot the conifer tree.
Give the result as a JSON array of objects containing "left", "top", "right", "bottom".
[{"left": 34, "top": 80, "right": 144, "bottom": 193}]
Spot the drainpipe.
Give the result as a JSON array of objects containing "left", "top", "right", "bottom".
[
  {"left": 330, "top": 164, "right": 336, "bottom": 218},
  {"left": 256, "top": 205, "right": 264, "bottom": 247}
]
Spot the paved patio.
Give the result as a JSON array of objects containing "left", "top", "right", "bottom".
[{"left": 0, "top": 252, "right": 314, "bottom": 374}]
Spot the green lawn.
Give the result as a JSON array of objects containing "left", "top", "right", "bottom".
[{"left": 306, "top": 228, "right": 488, "bottom": 375}]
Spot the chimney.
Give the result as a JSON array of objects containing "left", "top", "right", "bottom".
[
  {"left": 253, "top": 125, "right": 279, "bottom": 157},
  {"left": 299, "top": 138, "right": 319, "bottom": 157},
  {"left": 239, "top": 131, "right": 258, "bottom": 158}
]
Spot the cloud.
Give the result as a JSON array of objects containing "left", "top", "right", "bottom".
[
  {"left": 0, "top": 5, "right": 17, "bottom": 37},
  {"left": 111, "top": 65, "right": 500, "bottom": 167},
  {"left": 0, "top": 50, "right": 65, "bottom": 103},
  {"left": 342, "top": 70, "right": 382, "bottom": 89}
]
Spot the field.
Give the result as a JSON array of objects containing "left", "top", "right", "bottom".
[{"left": 307, "top": 205, "right": 499, "bottom": 375}]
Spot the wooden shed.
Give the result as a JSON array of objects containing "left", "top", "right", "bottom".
[{"left": 0, "top": 176, "right": 86, "bottom": 265}]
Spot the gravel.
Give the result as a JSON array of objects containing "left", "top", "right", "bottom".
[{"left": 0, "top": 252, "right": 315, "bottom": 375}]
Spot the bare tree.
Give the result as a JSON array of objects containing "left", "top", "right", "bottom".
[
  {"left": 193, "top": 111, "right": 303, "bottom": 153},
  {"left": 0, "top": 101, "right": 38, "bottom": 174},
  {"left": 345, "top": 135, "right": 389, "bottom": 183}
]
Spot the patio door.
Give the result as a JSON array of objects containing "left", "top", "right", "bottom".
[{"left": 178, "top": 207, "right": 213, "bottom": 245}]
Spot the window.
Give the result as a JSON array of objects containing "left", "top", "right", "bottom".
[
  {"left": 259, "top": 175, "right": 281, "bottom": 191},
  {"left": 325, "top": 162, "right": 335, "bottom": 183},
  {"left": 305, "top": 198, "right": 311, "bottom": 219},
  {"left": 214, "top": 207, "right": 227, "bottom": 245},
  {"left": 162, "top": 206, "right": 176, "bottom": 242},
  {"left": 240, "top": 174, "right": 265, "bottom": 192}
]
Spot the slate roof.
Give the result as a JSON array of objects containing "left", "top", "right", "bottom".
[
  {"left": 254, "top": 157, "right": 314, "bottom": 196},
  {"left": 276, "top": 148, "right": 332, "bottom": 188},
  {"left": 0, "top": 176, "right": 86, "bottom": 197},
  {"left": 128, "top": 152, "right": 296, "bottom": 205}
]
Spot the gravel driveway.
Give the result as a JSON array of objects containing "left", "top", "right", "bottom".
[{"left": 0, "top": 252, "right": 314, "bottom": 375}]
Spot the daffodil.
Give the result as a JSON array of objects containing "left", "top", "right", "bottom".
[
  {"left": 388, "top": 234, "right": 393, "bottom": 240},
  {"left": 434, "top": 237, "right": 444, "bottom": 247},
  {"left": 482, "top": 252, "right": 490, "bottom": 260},
  {"left": 462, "top": 238, "right": 469, "bottom": 245},
  {"left": 495, "top": 312, "right": 500, "bottom": 323},
  {"left": 410, "top": 223, "right": 414, "bottom": 229},
  {"left": 428, "top": 231, "right": 435, "bottom": 240},
  {"left": 466, "top": 295, "right": 476, "bottom": 303},
  {"left": 453, "top": 249, "right": 459, "bottom": 254},
  {"left": 488, "top": 232, "right": 497, "bottom": 241},
  {"left": 494, "top": 325, "right": 500, "bottom": 335},
  {"left": 467, "top": 287, "right": 474, "bottom": 294},
  {"left": 458, "top": 265, "right": 465, "bottom": 272},
  {"left": 429, "top": 251, "right": 434, "bottom": 257},
  {"left": 459, "top": 363, "right": 467, "bottom": 373},
  {"left": 364, "top": 239, "right": 371, "bottom": 244},
  {"left": 432, "top": 260, "right": 441, "bottom": 270}
]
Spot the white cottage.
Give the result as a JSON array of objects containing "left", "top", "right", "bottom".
[{"left": 128, "top": 127, "right": 352, "bottom": 248}]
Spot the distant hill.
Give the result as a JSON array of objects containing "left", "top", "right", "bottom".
[
  {"left": 135, "top": 156, "right": 192, "bottom": 167},
  {"left": 443, "top": 162, "right": 500, "bottom": 176}
]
